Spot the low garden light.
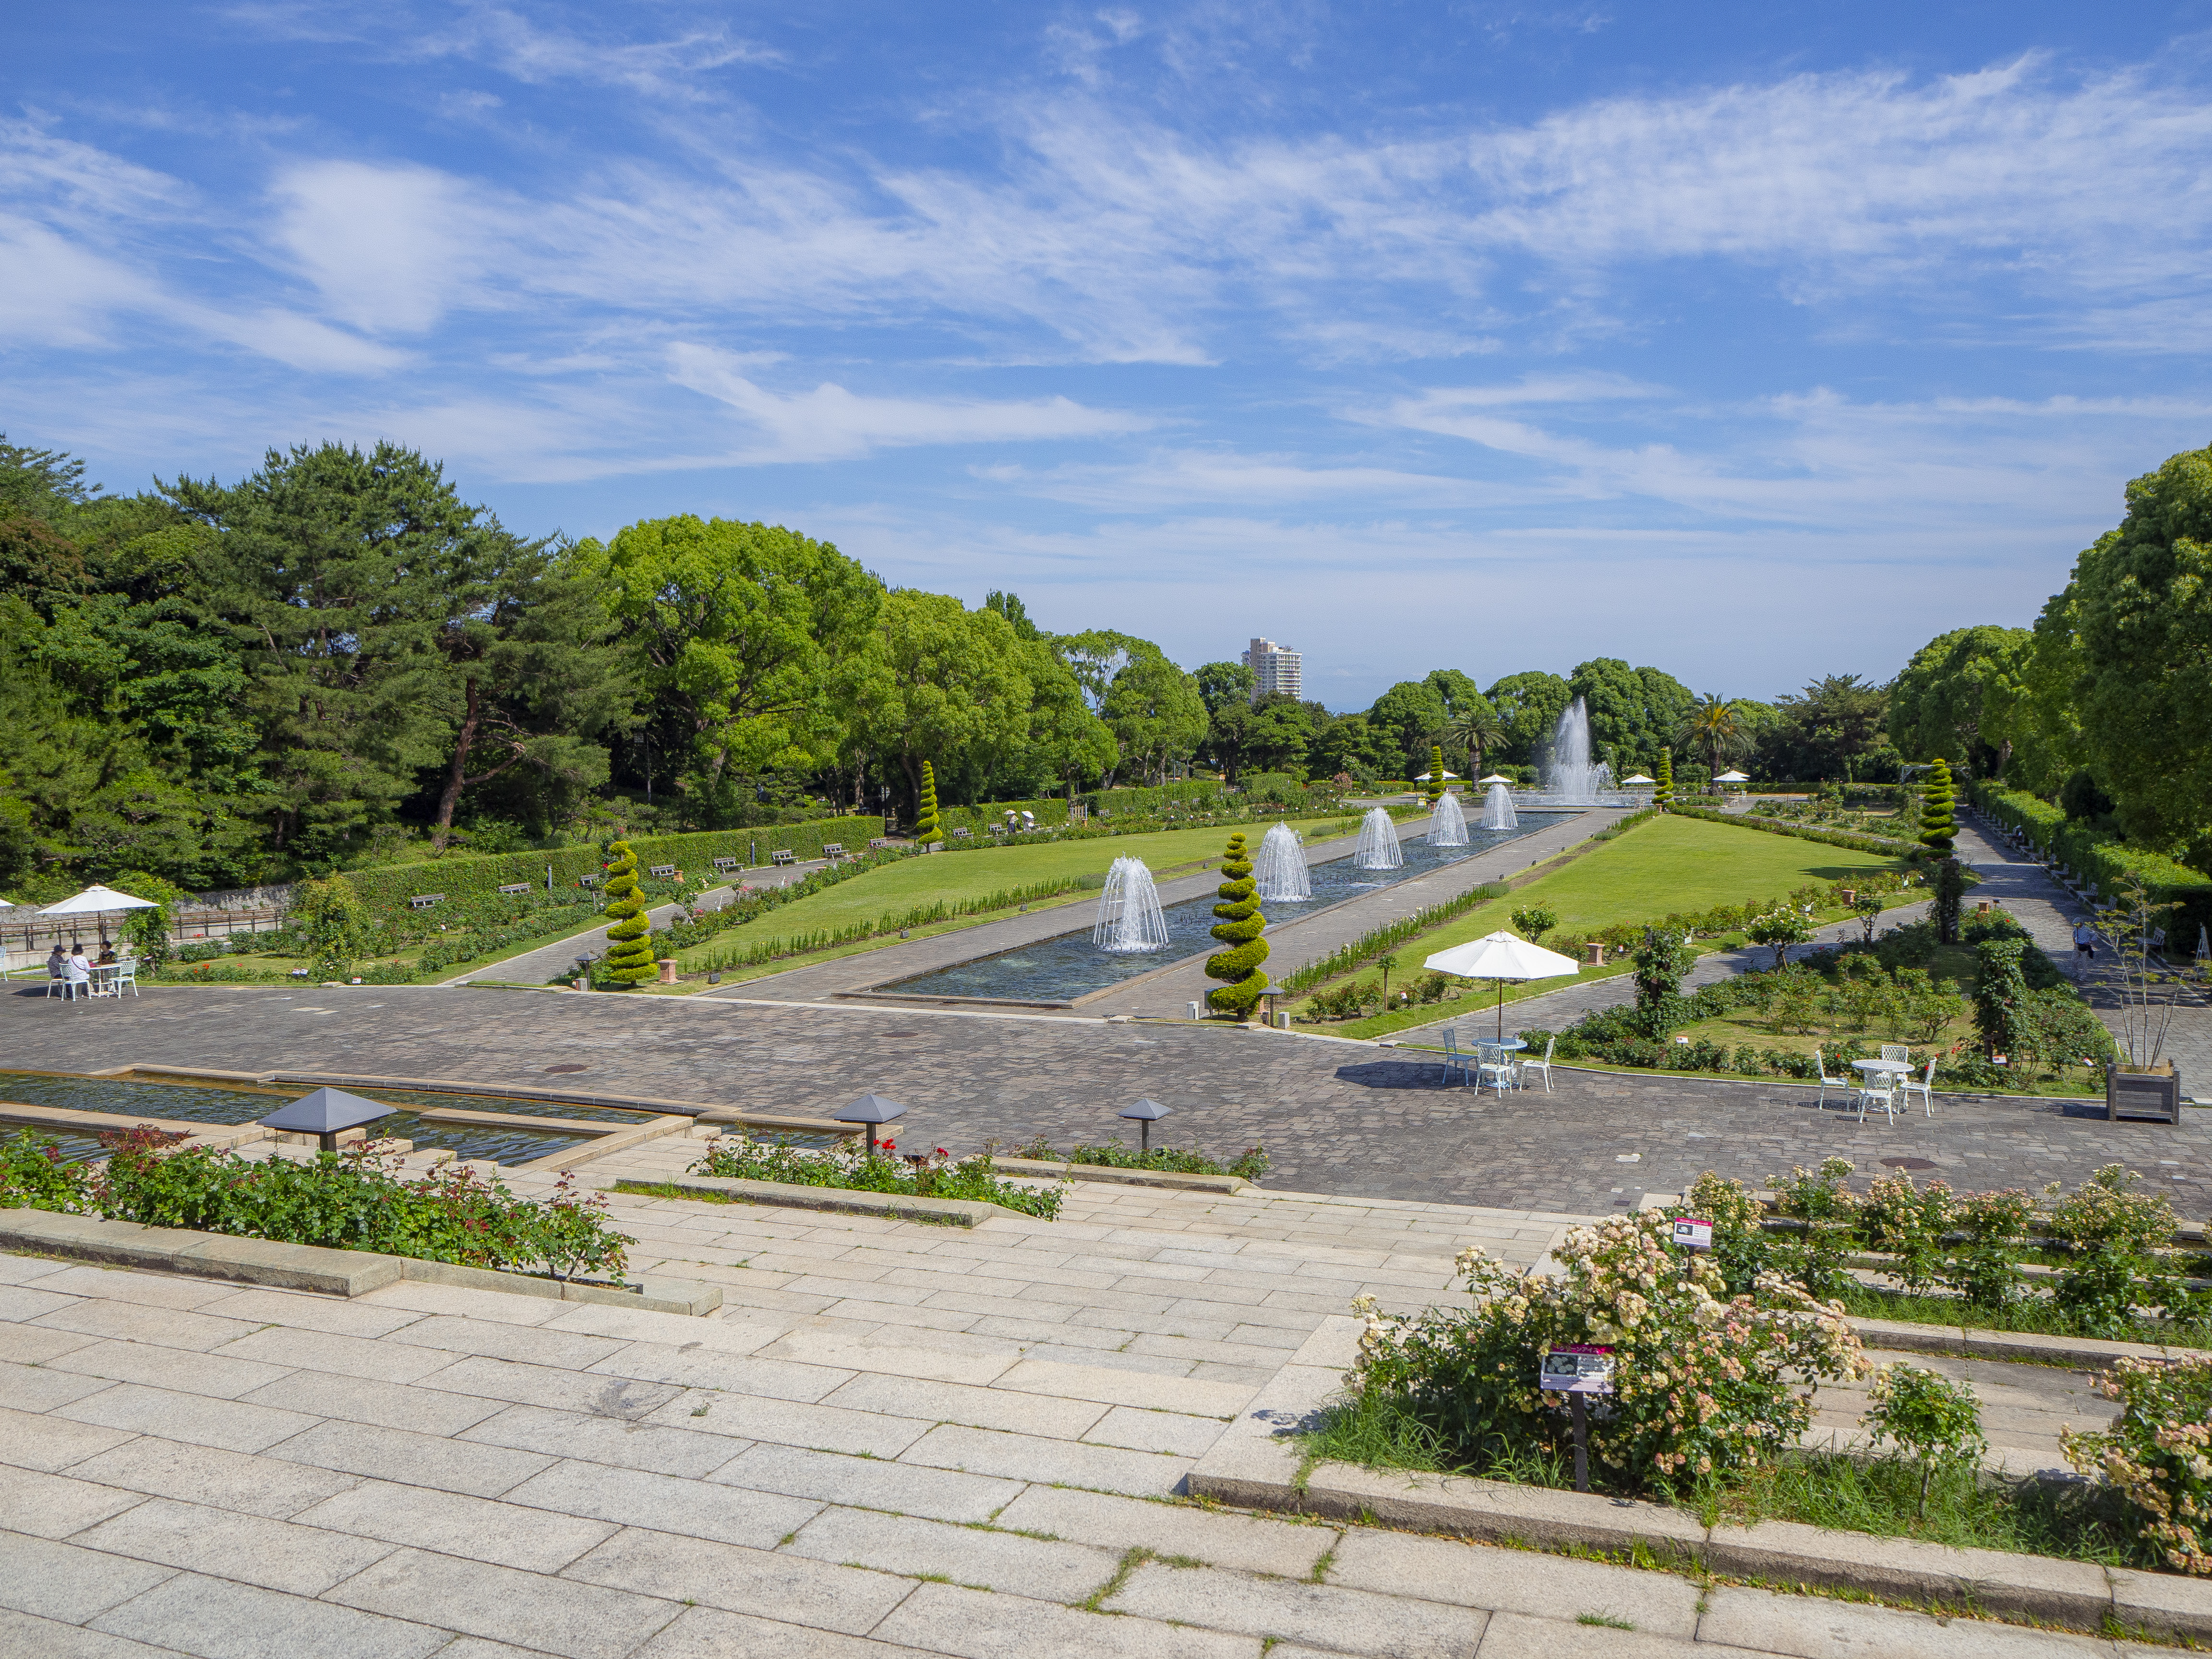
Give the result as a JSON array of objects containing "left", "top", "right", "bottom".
[
  {"left": 835, "top": 1092, "right": 907, "bottom": 1159},
  {"left": 257, "top": 1086, "right": 394, "bottom": 1153},
  {"left": 1118, "top": 1096, "right": 1169, "bottom": 1155}
]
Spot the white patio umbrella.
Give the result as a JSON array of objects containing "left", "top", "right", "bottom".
[
  {"left": 1620, "top": 773, "right": 1656, "bottom": 785},
  {"left": 1715, "top": 769, "right": 1750, "bottom": 784},
  {"left": 1412, "top": 769, "right": 1460, "bottom": 781},
  {"left": 39, "top": 885, "right": 159, "bottom": 917},
  {"left": 1425, "top": 930, "right": 1582, "bottom": 1041},
  {"left": 1477, "top": 773, "right": 1513, "bottom": 785}
]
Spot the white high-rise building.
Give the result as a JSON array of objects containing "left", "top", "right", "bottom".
[{"left": 1243, "top": 637, "right": 1302, "bottom": 703}]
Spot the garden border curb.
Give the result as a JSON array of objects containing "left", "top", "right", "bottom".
[
  {"left": 0, "top": 1206, "right": 723, "bottom": 1315},
  {"left": 987, "top": 1156, "right": 1249, "bottom": 1193},
  {"left": 1186, "top": 1316, "right": 2212, "bottom": 1642},
  {"left": 610, "top": 1174, "right": 1004, "bottom": 1227}
]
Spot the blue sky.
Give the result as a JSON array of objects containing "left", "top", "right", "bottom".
[{"left": 7, "top": 2, "right": 2212, "bottom": 709}]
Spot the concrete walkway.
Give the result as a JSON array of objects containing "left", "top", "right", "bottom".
[{"left": 0, "top": 1155, "right": 2147, "bottom": 1659}]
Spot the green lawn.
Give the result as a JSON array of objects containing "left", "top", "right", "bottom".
[
  {"left": 669, "top": 812, "right": 1370, "bottom": 973},
  {"left": 1297, "top": 815, "right": 1916, "bottom": 1039}
]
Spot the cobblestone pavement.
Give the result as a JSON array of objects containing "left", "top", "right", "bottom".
[
  {"left": 0, "top": 1164, "right": 2148, "bottom": 1659},
  {"left": 9, "top": 972, "right": 2212, "bottom": 1217}
]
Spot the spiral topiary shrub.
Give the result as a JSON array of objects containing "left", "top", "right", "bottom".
[
  {"left": 600, "top": 840, "right": 658, "bottom": 985},
  {"left": 1204, "top": 830, "right": 1269, "bottom": 1015},
  {"left": 914, "top": 761, "right": 942, "bottom": 846},
  {"left": 1920, "top": 757, "right": 1957, "bottom": 854},
  {"left": 1655, "top": 748, "right": 1673, "bottom": 810},
  {"left": 1427, "top": 743, "right": 1444, "bottom": 805}
]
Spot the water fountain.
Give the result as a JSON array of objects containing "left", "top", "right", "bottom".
[
  {"left": 1427, "top": 792, "right": 1468, "bottom": 847},
  {"left": 1541, "top": 697, "right": 1615, "bottom": 805},
  {"left": 1253, "top": 822, "right": 1311, "bottom": 902},
  {"left": 1479, "top": 782, "right": 1519, "bottom": 830},
  {"left": 1092, "top": 857, "right": 1169, "bottom": 952},
  {"left": 1354, "top": 806, "right": 1403, "bottom": 870}
]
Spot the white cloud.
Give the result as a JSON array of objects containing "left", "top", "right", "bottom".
[
  {"left": 666, "top": 345, "right": 1152, "bottom": 462},
  {"left": 268, "top": 160, "right": 489, "bottom": 335}
]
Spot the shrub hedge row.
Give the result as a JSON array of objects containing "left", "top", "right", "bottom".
[
  {"left": 1667, "top": 804, "right": 1923, "bottom": 859},
  {"left": 1969, "top": 782, "right": 2212, "bottom": 943},
  {"left": 339, "top": 817, "right": 885, "bottom": 917}
]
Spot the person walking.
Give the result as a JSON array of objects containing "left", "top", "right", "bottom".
[{"left": 2073, "top": 917, "right": 2098, "bottom": 981}]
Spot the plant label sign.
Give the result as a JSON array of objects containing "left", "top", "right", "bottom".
[
  {"left": 1539, "top": 1344, "right": 1615, "bottom": 1395},
  {"left": 1671, "top": 1216, "right": 1714, "bottom": 1250}
]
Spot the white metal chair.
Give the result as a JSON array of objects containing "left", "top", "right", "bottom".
[
  {"left": 1900, "top": 1057, "right": 1935, "bottom": 1117},
  {"left": 1813, "top": 1047, "right": 1852, "bottom": 1110},
  {"left": 110, "top": 962, "right": 138, "bottom": 998},
  {"left": 1437, "top": 1029, "right": 1478, "bottom": 1088},
  {"left": 1474, "top": 1042, "right": 1517, "bottom": 1096},
  {"left": 1879, "top": 1044, "right": 1910, "bottom": 1063},
  {"left": 1855, "top": 1076, "right": 1898, "bottom": 1125},
  {"left": 1517, "top": 1036, "right": 1556, "bottom": 1094}
]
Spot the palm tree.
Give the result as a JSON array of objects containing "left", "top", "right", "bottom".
[
  {"left": 1446, "top": 704, "right": 1504, "bottom": 778},
  {"left": 1680, "top": 693, "right": 1743, "bottom": 779}
]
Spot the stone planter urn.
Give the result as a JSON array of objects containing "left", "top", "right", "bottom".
[{"left": 2108, "top": 1061, "right": 2182, "bottom": 1124}]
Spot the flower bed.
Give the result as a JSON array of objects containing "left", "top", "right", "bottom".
[
  {"left": 0, "top": 1129, "right": 632, "bottom": 1283},
  {"left": 687, "top": 1135, "right": 1063, "bottom": 1219},
  {"left": 1012, "top": 1134, "right": 1268, "bottom": 1180}
]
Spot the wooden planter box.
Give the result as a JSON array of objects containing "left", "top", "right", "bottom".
[{"left": 2108, "top": 1062, "right": 2182, "bottom": 1124}]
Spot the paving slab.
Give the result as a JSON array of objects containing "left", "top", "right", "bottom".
[
  {"left": 1106, "top": 1559, "right": 1489, "bottom": 1659},
  {"left": 71, "top": 1496, "right": 397, "bottom": 1596},
  {"left": 636, "top": 1387, "right": 933, "bottom": 1458},
  {"left": 234, "top": 1370, "right": 507, "bottom": 1437},
  {"left": 1694, "top": 1585, "right": 2122, "bottom": 1658},
  {"left": 0, "top": 1402, "right": 138, "bottom": 1473},
  {"left": 900, "top": 1421, "right": 1191, "bottom": 1497},
  {"left": 502, "top": 1459, "right": 823, "bottom": 1549},
  {"left": 264, "top": 1419, "right": 553, "bottom": 1499},
  {"left": 627, "top": 1605, "right": 933, "bottom": 1658},
  {"left": 93, "top": 1573, "right": 455, "bottom": 1659},
  {"left": 458, "top": 1402, "right": 745, "bottom": 1478},
  {"left": 64, "top": 1439, "right": 362, "bottom": 1520},
  {"left": 292, "top": 1480, "right": 618, "bottom": 1574},
  {"left": 325, "top": 1546, "right": 682, "bottom": 1659},
  {"left": 991, "top": 1487, "right": 1337, "bottom": 1577},
  {"left": 1327, "top": 1527, "right": 1702, "bottom": 1637},
  {"left": 709, "top": 1441, "right": 1024, "bottom": 1523},
  {"left": 0, "top": 1528, "right": 178, "bottom": 1623},
  {"left": 0, "top": 1605, "right": 197, "bottom": 1659},
  {"left": 55, "top": 1382, "right": 322, "bottom": 1455},
  {"left": 561, "top": 1527, "right": 917, "bottom": 1636},
  {"left": 870, "top": 1580, "right": 1260, "bottom": 1659},
  {"left": 783, "top": 1505, "right": 1122, "bottom": 1600}
]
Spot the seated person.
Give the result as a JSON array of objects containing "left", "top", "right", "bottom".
[
  {"left": 46, "top": 943, "right": 67, "bottom": 978},
  {"left": 64, "top": 948, "right": 93, "bottom": 985}
]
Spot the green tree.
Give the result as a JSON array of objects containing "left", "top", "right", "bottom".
[
  {"left": 1309, "top": 713, "right": 1392, "bottom": 782},
  {"left": 1631, "top": 928, "right": 1696, "bottom": 1035},
  {"left": 1194, "top": 660, "right": 1256, "bottom": 714},
  {"left": 1920, "top": 757, "right": 1957, "bottom": 854},
  {"left": 1889, "top": 625, "right": 2032, "bottom": 779},
  {"left": 1678, "top": 693, "right": 1744, "bottom": 777},
  {"left": 163, "top": 442, "right": 515, "bottom": 860},
  {"left": 842, "top": 593, "right": 1036, "bottom": 809},
  {"left": 599, "top": 840, "right": 656, "bottom": 984},
  {"left": 1367, "top": 680, "right": 1449, "bottom": 779},
  {"left": 578, "top": 515, "right": 881, "bottom": 818},
  {"left": 1484, "top": 671, "right": 1572, "bottom": 769},
  {"left": 1445, "top": 697, "right": 1503, "bottom": 778},
  {"left": 1101, "top": 650, "right": 1207, "bottom": 785},
  {"left": 1423, "top": 669, "right": 1482, "bottom": 719},
  {"left": 1203, "top": 831, "right": 1268, "bottom": 1015},
  {"left": 294, "top": 872, "right": 370, "bottom": 981},
  {"left": 914, "top": 761, "right": 942, "bottom": 844},
  {"left": 1764, "top": 674, "right": 1897, "bottom": 781},
  {"left": 1933, "top": 855, "right": 1967, "bottom": 945},
  {"left": 2041, "top": 444, "right": 2212, "bottom": 853},
  {"left": 981, "top": 589, "right": 1042, "bottom": 640},
  {"left": 1569, "top": 659, "right": 1692, "bottom": 777},
  {"left": 110, "top": 868, "right": 186, "bottom": 972},
  {"left": 1510, "top": 905, "right": 1557, "bottom": 945}
]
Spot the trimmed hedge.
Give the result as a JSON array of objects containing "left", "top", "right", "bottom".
[
  {"left": 939, "top": 795, "right": 1075, "bottom": 834},
  {"left": 340, "top": 817, "right": 885, "bottom": 918},
  {"left": 1668, "top": 804, "right": 1922, "bottom": 859},
  {"left": 1082, "top": 781, "right": 1229, "bottom": 817},
  {"left": 1969, "top": 782, "right": 2212, "bottom": 944}
]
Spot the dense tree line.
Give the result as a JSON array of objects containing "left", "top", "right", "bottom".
[
  {"left": 1, "top": 430, "right": 1953, "bottom": 898},
  {"left": 1886, "top": 441, "right": 2212, "bottom": 874}
]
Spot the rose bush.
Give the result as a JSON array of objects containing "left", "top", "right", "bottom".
[
  {"left": 2065, "top": 1355, "right": 2212, "bottom": 1575},
  {"left": 1345, "top": 1209, "right": 1866, "bottom": 1493}
]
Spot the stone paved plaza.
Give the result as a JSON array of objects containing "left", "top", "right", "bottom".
[{"left": 0, "top": 1160, "right": 2148, "bottom": 1659}]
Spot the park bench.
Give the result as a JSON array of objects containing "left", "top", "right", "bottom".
[
  {"left": 950, "top": 827, "right": 972, "bottom": 838},
  {"left": 770, "top": 850, "right": 795, "bottom": 866},
  {"left": 408, "top": 894, "right": 444, "bottom": 910},
  {"left": 579, "top": 874, "right": 603, "bottom": 888},
  {"left": 867, "top": 838, "right": 890, "bottom": 849},
  {"left": 821, "top": 843, "right": 844, "bottom": 860},
  {"left": 649, "top": 864, "right": 676, "bottom": 878},
  {"left": 497, "top": 883, "right": 531, "bottom": 896},
  {"left": 711, "top": 856, "right": 738, "bottom": 871}
]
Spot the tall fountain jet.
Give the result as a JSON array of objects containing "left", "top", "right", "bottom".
[
  {"left": 1480, "top": 782, "right": 1519, "bottom": 829},
  {"left": 1354, "top": 806, "right": 1404, "bottom": 870},
  {"left": 1092, "top": 857, "right": 1169, "bottom": 952},
  {"left": 1253, "top": 822, "right": 1311, "bottom": 901},
  {"left": 1428, "top": 791, "right": 1468, "bottom": 847},
  {"left": 1541, "top": 697, "right": 1615, "bottom": 805}
]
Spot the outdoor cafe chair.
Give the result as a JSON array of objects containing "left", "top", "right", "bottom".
[
  {"left": 1438, "top": 1028, "right": 1478, "bottom": 1088},
  {"left": 1474, "top": 1042, "right": 1517, "bottom": 1096},
  {"left": 1855, "top": 1076, "right": 1898, "bottom": 1126},
  {"left": 109, "top": 962, "right": 138, "bottom": 998},
  {"left": 1879, "top": 1044, "right": 1910, "bottom": 1063},
  {"left": 1813, "top": 1047, "right": 1852, "bottom": 1110},
  {"left": 1900, "top": 1057, "right": 1936, "bottom": 1117},
  {"left": 1517, "top": 1035, "right": 1556, "bottom": 1094}
]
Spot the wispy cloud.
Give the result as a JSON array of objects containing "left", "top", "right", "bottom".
[{"left": 666, "top": 345, "right": 1151, "bottom": 462}]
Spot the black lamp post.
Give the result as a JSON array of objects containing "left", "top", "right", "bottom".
[
  {"left": 834, "top": 1093, "right": 907, "bottom": 1161},
  {"left": 257, "top": 1087, "right": 395, "bottom": 1153},
  {"left": 1118, "top": 1097, "right": 1169, "bottom": 1156}
]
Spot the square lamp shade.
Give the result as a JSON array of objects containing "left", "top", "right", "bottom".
[
  {"left": 258, "top": 1087, "right": 396, "bottom": 1152},
  {"left": 835, "top": 1093, "right": 907, "bottom": 1157},
  {"left": 1118, "top": 1096, "right": 1170, "bottom": 1154}
]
